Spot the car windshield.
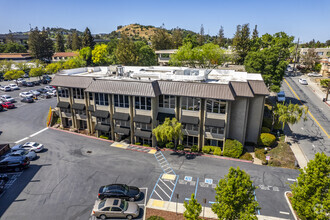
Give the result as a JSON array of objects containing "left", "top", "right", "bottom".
[
  {"left": 98, "top": 200, "right": 106, "bottom": 210},
  {"left": 119, "top": 200, "right": 128, "bottom": 211},
  {"left": 32, "top": 143, "right": 39, "bottom": 147},
  {"left": 278, "top": 94, "right": 284, "bottom": 97}
]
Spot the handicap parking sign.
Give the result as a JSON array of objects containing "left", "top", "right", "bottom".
[
  {"left": 184, "top": 176, "right": 192, "bottom": 181},
  {"left": 205, "top": 178, "right": 213, "bottom": 184}
]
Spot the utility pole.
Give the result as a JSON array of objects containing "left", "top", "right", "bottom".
[{"left": 293, "top": 38, "right": 300, "bottom": 76}]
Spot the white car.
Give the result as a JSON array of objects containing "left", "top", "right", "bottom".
[
  {"left": 20, "top": 92, "right": 34, "bottom": 98},
  {"left": 298, "top": 78, "right": 308, "bottom": 85},
  {"left": 8, "top": 84, "right": 20, "bottom": 90},
  {"left": 29, "top": 90, "right": 41, "bottom": 96},
  {"left": 307, "top": 72, "right": 322, "bottom": 77},
  {"left": 22, "top": 142, "right": 44, "bottom": 152},
  {"left": 45, "top": 86, "right": 55, "bottom": 91},
  {"left": 0, "top": 86, "right": 11, "bottom": 92},
  {"left": 47, "top": 90, "right": 56, "bottom": 96},
  {"left": 1, "top": 94, "right": 15, "bottom": 103}
]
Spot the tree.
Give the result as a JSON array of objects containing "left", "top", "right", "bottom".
[
  {"left": 244, "top": 32, "right": 294, "bottom": 92},
  {"left": 212, "top": 167, "right": 259, "bottom": 220},
  {"left": 217, "top": 26, "right": 225, "bottom": 47},
  {"left": 233, "top": 24, "right": 251, "bottom": 64},
  {"left": 29, "top": 67, "right": 46, "bottom": 79},
  {"left": 0, "top": 42, "right": 27, "bottom": 53},
  {"left": 291, "top": 153, "right": 330, "bottom": 220},
  {"left": 45, "top": 62, "right": 62, "bottom": 74},
  {"left": 0, "top": 60, "right": 13, "bottom": 76},
  {"left": 66, "top": 33, "right": 72, "bottom": 50},
  {"left": 137, "top": 45, "right": 157, "bottom": 66},
  {"left": 115, "top": 34, "right": 138, "bottom": 65},
  {"left": 72, "top": 31, "right": 81, "bottom": 51},
  {"left": 79, "top": 47, "right": 93, "bottom": 66},
  {"left": 151, "top": 28, "right": 173, "bottom": 50},
  {"left": 252, "top": 25, "right": 259, "bottom": 39},
  {"left": 172, "top": 28, "right": 183, "bottom": 48},
  {"left": 4, "top": 69, "right": 24, "bottom": 81},
  {"left": 152, "top": 118, "right": 183, "bottom": 147},
  {"left": 197, "top": 24, "right": 205, "bottom": 46},
  {"left": 28, "top": 27, "right": 54, "bottom": 60},
  {"left": 92, "top": 44, "right": 111, "bottom": 65},
  {"left": 82, "top": 27, "right": 95, "bottom": 49},
  {"left": 183, "top": 193, "right": 202, "bottom": 220},
  {"left": 272, "top": 102, "right": 308, "bottom": 130},
  {"left": 55, "top": 32, "right": 65, "bottom": 52},
  {"left": 62, "top": 57, "right": 86, "bottom": 69},
  {"left": 302, "top": 48, "right": 319, "bottom": 71}
]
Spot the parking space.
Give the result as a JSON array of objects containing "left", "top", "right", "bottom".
[{"left": 0, "top": 172, "right": 23, "bottom": 198}]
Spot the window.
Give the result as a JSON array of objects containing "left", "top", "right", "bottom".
[
  {"left": 97, "top": 117, "right": 110, "bottom": 125},
  {"left": 72, "top": 88, "right": 84, "bottom": 99},
  {"left": 95, "top": 93, "right": 109, "bottom": 106},
  {"left": 75, "top": 109, "right": 86, "bottom": 116},
  {"left": 206, "top": 99, "right": 226, "bottom": 114},
  {"left": 205, "top": 139, "right": 223, "bottom": 148},
  {"left": 159, "top": 95, "right": 175, "bottom": 109},
  {"left": 101, "top": 207, "right": 110, "bottom": 211},
  {"left": 136, "top": 122, "right": 152, "bottom": 131},
  {"left": 205, "top": 126, "right": 224, "bottom": 134},
  {"left": 115, "top": 120, "right": 130, "bottom": 128},
  {"left": 182, "top": 123, "right": 199, "bottom": 131},
  {"left": 111, "top": 207, "right": 122, "bottom": 212},
  {"left": 183, "top": 136, "right": 198, "bottom": 147},
  {"left": 58, "top": 87, "right": 69, "bottom": 98},
  {"left": 114, "top": 95, "right": 129, "bottom": 108},
  {"left": 181, "top": 97, "right": 200, "bottom": 111},
  {"left": 317, "top": 52, "right": 324, "bottom": 56},
  {"left": 79, "top": 120, "right": 87, "bottom": 129},
  {"left": 89, "top": 92, "right": 93, "bottom": 100},
  {"left": 61, "top": 108, "right": 71, "bottom": 114},
  {"left": 135, "top": 96, "right": 151, "bottom": 110},
  {"left": 136, "top": 137, "right": 152, "bottom": 146}
]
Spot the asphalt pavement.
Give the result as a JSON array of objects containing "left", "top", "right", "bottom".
[
  {"left": 282, "top": 76, "right": 330, "bottom": 160},
  {"left": 0, "top": 86, "right": 300, "bottom": 220}
]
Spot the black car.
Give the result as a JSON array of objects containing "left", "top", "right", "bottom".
[
  {"left": 98, "top": 184, "right": 140, "bottom": 201},
  {"left": 0, "top": 156, "right": 30, "bottom": 172},
  {"left": 21, "top": 97, "right": 34, "bottom": 103},
  {"left": 32, "top": 80, "right": 41, "bottom": 86},
  {"left": 0, "top": 105, "right": 3, "bottom": 111},
  {"left": 37, "top": 88, "right": 48, "bottom": 93},
  {"left": 26, "top": 82, "right": 34, "bottom": 87}
]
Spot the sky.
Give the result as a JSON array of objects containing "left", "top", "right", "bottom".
[{"left": 1, "top": 0, "right": 329, "bottom": 43}]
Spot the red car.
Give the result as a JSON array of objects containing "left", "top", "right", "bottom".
[{"left": 1, "top": 102, "right": 15, "bottom": 109}]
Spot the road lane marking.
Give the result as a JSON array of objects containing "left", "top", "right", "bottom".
[
  {"left": 29, "top": 127, "right": 48, "bottom": 137},
  {"left": 194, "top": 177, "right": 199, "bottom": 198},
  {"left": 279, "top": 211, "right": 290, "bottom": 215},
  {"left": 15, "top": 137, "right": 29, "bottom": 144},
  {"left": 284, "top": 79, "right": 330, "bottom": 139},
  {"left": 287, "top": 178, "right": 297, "bottom": 182}
]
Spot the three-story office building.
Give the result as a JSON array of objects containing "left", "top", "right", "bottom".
[{"left": 50, "top": 66, "right": 269, "bottom": 149}]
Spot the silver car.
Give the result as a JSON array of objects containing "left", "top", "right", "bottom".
[
  {"left": 29, "top": 90, "right": 41, "bottom": 96},
  {"left": 92, "top": 198, "right": 140, "bottom": 219},
  {"left": 7, "top": 149, "right": 37, "bottom": 161},
  {"left": 1, "top": 95, "right": 15, "bottom": 103}
]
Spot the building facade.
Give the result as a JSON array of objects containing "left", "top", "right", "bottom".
[{"left": 50, "top": 66, "right": 269, "bottom": 149}]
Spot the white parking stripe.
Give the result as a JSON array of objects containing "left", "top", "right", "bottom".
[
  {"left": 159, "top": 179, "right": 173, "bottom": 192},
  {"left": 29, "top": 127, "right": 48, "bottom": 137},
  {"left": 287, "top": 178, "right": 297, "bottom": 182},
  {"left": 154, "top": 191, "right": 163, "bottom": 200},
  {"left": 156, "top": 185, "right": 170, "bottom": 198},
  {"left": 15, "top": 137, "right": 29, "bottom": 144},
  {"left": 279, "top": 211, "right": 290, "bottom": 215}
]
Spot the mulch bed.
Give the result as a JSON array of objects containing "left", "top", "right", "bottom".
[{"left": 146, "top": 208, "right": 217, "bottom": 220}]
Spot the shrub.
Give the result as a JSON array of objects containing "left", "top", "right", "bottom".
[
  {"left": 135, "top": 142, "right": 141, "bottom": 145},
  {"left": 261, "top": 127, "right": 271, "bottom": 133},
  {"left": 202, "top": 146, "right": 212, "bottom": 154},
  {"left": 143, "top": 144, "right": 150, "bottom": 147},
  {"left": 239, "top": 152, "right": 253, "bottom": 161},
  {"left": 147, "top": 216, "right": 165, "bottom": 220},
  {"left": 191, "top": 145, "right": 199, "bottom": 152},
  {"left": 258, "top": 133, "right": 276, "bottom": 147},
  {"left": 269, "top": 159, "right": 281, "bottom": 167},
  {"left": 262, "top": 117, "right": 272, "bottom": 129},
  {"left": 255, "top": 148, "right": 266, "bottom": 162},
  {"left": 99, "top": 135, "right": 109, "bottom": 140},
  {"left": 177, "top": 144, "right": 184, "bottom": 151},
  {"left": 320, "top": 79, "right": 330, "bottom": 88},
  {"left": 166, "top": 142, "right": 174, "bottom": 149},
  {"left": 223, "top": 139, "right": 243, "bottom": 158},
  {"left": 213, "top": 147, "right": 221, "bottom": 156}
]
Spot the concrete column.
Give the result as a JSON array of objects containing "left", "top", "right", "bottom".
[
  {"left": 151, "top": 96, "right": 158, "bottom": 147},
  {"left": 69, "top": 88, "right": 76, "bottom": 128},
  {"left": 109, "top": 94, "right": 115, "bottom": 140},
  {"left": 198, "top": 99, "right": 205, "bottom": 151},
  {"left": 176, "top": 96, "right": 183, "bottom": 145},
  {"left": 225, "top": 101, "right": 231, "bottom": 139},
  {"left": 56, "top": 87, "right": 64, "bottom": 128},
  {"left": 129, "top": 96, "right": 134, "bottom": 144},
  {"left": 241, "top": 99, "right": 250, "bottom": 146},
  {"left": 85, "top": 92, "right": 92, "bottom": 134}
]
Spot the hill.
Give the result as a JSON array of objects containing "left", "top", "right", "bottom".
[{"left": 115, "top": 24, "right": 160, "bottom": 40}]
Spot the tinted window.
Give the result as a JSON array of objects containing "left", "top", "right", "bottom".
[
  {"left": 101, "top": 207, "right": 110, "bottom": 211},
  {"left": 111, "top": 207, "right": 122, "bottom": 212}
]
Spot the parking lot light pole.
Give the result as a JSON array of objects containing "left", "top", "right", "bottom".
[
  {"left": 176, "top": 194, "right": 179, "bottom": 215},
  {"left": 203, "top": 198, "right": 206, "bottom": 219}
]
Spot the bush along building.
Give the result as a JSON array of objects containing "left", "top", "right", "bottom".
[{"left": 50, "top": 66, "right": 269, "bottom": 150}]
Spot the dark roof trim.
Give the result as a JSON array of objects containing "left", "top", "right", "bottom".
[
  {"left": 50, "top": 75, "right": 93, "bottom": 89},
  {"left": 91, "top": 110, "right": 110, "bottom": 118},
  {"left": 230, "top": 81, "right": 254, "bottom": 98},
  {"left": 113, "top": 112, "right": 130, "bottom": 121},
  {"left": 205, "top": 118, "right": 225, "bottom": 128},
  {"left": 133, "top": 115, "right": 151, "bottom": 124},
  {"left": 248, "top": 80, "right": 270, "bottom": 96},
  {"left": 72, "top": 103, "right": 85, "bottom": 110},
  {"left": 57, "top": 101, "right": 70, "bottom": 109},
  {"left": 181, "top": 116, "right": 199, "bottom": 125},
  {"left": 157, "top": 112, "right": 175, "bottom": 121},
  {"left": 134, "top": 130, "right": 152, "bottom": 139},
  {"left": 95, "top": 124, "right": 111, "bottom": 132},
  {"left": 114, "top": 127, "right": 130, "bottom": 136}
]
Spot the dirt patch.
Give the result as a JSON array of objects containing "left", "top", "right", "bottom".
[
  {"left": 286, "top": 192, "right": 300, "bottom": 219},
  {"left": 146, "top": 208, "right": 217, "bottom": 220},
  {"left": 268, "top": 141, "right": 296, "bottom": 169}
]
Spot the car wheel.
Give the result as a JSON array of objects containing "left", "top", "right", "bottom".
[
  {"left": 126, "top": 215, "right": 133, "bottom": 220},
  {"left": 99, "top": 214, "right": 107, "bottom": 220},
  {"left": 129, "top": 197, "right": 134, "bottom": 202}
]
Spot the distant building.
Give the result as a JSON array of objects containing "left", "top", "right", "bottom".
[
  {"left": 0, "top": 34, "right": 29, "bottom": 44},
  {"left": 300, "top": 48, "right": 330, "bottom": 60},
  {"left": 155, "top": 49, "right": 177, "bottom": 66},
  {"left": 320, "top": 58, "right": 330, "bottom": 77},
  {"left": 0, "top": 53, "right": 33, "bottom": 62},
  {"left": 52, "top": 52, "right": 78, "bottom": 62}
]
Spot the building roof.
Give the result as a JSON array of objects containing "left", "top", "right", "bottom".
[
  {"left": 155, "top": 49, "right": 178, "bottom": 54},
  {"left": 52, "top": 52, "right": 78, "bottom": 58},
  {"left": 0, "top": 53, "right": 32, "bottom": 59},
  {"left": 231, "top": 81, "right": 254, "bottom": 97},
  {"left": 248, "top": 80, "right": 270, "bottom": 96},
  {"left": 50, "top": 75, "right": 93, "bottom": 89}
]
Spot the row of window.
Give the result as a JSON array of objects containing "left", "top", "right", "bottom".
[
  {"left": 135, "top": 96, "right": 151, "bottom": 110},
  {"left": 95, "top": 93, "right": 109, "bottom": 106},
  {"left": 159, "top": 95, "right": 175, "bottom": 109},
  {"left": 114, "top": 95, "right": 129, "bottom": 108}
]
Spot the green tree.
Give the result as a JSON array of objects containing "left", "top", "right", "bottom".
[
  {"left": 233, "top": 24, "right": 251, "bottom": 64},
  {"left": 151, "top": 28, "right": 173, "bottom": 50},
  {"left": 183, "top": 193, "right": 202, "bottom": 220},
  {"left": 252, "top": 25, "right": 259, "bottom": 39},
  {"left": 79, "top": 47, "right": 93, "bottom": 66},
  {"left": 302, "top": 48, "right": 319, "bottom": 71},
  {"left": 137, "top": 45, "right": 156, "bottom": 66},
  {"left": 244, "top": 32, "right": 294, "bottom": 92},
  {"left": 0, "top": 42, "right": 27, "bottom": 53},
  {"left": 4, "top": 69, "right": 24, "bottom": 81},
  {"left": 55, "top": 32, "right": 65, "bottom": 52},
  {"left": 28, "top": 27, "right": 54, "bottom": 60},
  {"left": 16, "top": 62, "right": 31, "bottom": 73},
  {"left": 66, "top": 33, "right": 72, "bottom": 50},
  {"left": 45, "top": 62, "right": 62, "bottom": 74},
  {"left": 92, "top": 44, "right": 111, "bottom": 65},
  {"left": 291, "top": 153, "right": 330, "bottom": 220},
  {"left": 273, "top": 102, "right": 308, "bottom": 130},
  {"left": 217, "top": 26, "right": 225, "bottom": 47},
  {"left": 172, "top": 28, "right": 183, "bottom": 48},
  {"left": 197, "top": 24, "right": 205, "bottom": 46},
  {"left": 29, "top": 67, "right": 46, "bottom": 79},
  {"left": 72, "top": 31, "right": 81, "bottom": 51},
  {"left": 62, "top": 57, "right": 86, "bottom": 69},
  {"left": 82, "top": 27, "right": 95, "bottom": 49},
  {"left": 183, "top": 34, "right": 199, "bottom": 48},
  {"left": 152, "top": 118, "right": 183, "bottom": 147},
  {"left": 115, "top": 34, "right": 137, "bottom": 65},
  {"left": 212, "top": 167, "right": 259, "bottom": 220}
]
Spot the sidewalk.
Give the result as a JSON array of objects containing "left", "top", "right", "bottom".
[
  {"left": 285, "top": 135, "right": 308, "bottom": 169},
  {"left": 305, "top": 77, "right": 330, "bottom": 107}
]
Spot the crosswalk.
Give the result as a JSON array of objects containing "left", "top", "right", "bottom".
[{"left": 154, "top": 150, "right": 176, "bottom": 175}]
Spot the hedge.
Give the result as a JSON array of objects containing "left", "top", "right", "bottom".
[
  {"left": 166, "top": 142, "right": 174, "bottom": 149},
  {"left": 258, "top": 133, "right": 276, "bottom": 147},
  {"left": 191, "top": 145, "right": 199, "bottom": 152},
  {"left": 223, "top": 139, "right": 243, "bottom": 158},
  {"left": 239, "top": 152, "right": 253, "bottom": 161},
  {"left": 261, "top": 127, "right": 271, "bottom": 133},
  {"left": 177, "top": 144, "right": 184, "bottom": 150},
  {"left": 147, "top": 216, "right": 165, "bottom": 220},
  {"left": 213, "top": 147, "right": 221, "bottom": 156},
  {"left": 202, "top": 145, "right": 216, "bottom": 154},
  {"left": 255, "top": 148, "right": 266, "bottom": 163}
]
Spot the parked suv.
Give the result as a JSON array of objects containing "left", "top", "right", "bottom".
[
  {"left": 277, "top": 91, "right": 286, "bottom": 103},
  {"left": 0, "top": 156, "right": 30, "bottom": 172}
]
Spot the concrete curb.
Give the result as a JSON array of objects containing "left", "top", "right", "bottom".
[{"left": 284, "top": 191, "right": 298, "bottom": 220}]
